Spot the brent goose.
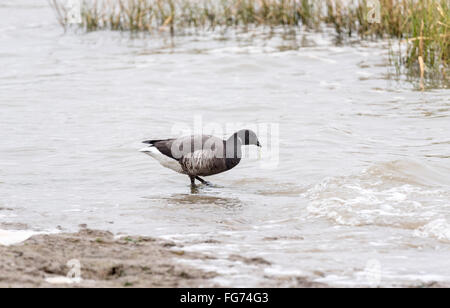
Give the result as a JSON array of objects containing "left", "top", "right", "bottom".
[{"left": 140, "top": 129, "right": 261, "bottom": 186}]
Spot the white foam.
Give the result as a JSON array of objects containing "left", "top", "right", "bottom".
[
  {"left": 0, "top": 229, "right": 40, "bottom": 246},
  {"left": 264, "top": 266, "right": 303, "bottom": 277},
  {"left": 414, "top": 219, "right": 450, "bottom": 242},
  {"left": 314, "top": 274, "right": 365, "bottom": 287},
  {"left": 45, "top": 276, "right": 82, "bottom": 284}
]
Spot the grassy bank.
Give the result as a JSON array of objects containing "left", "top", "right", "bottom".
[{"left": 51, "top": 0, "right": 449, "bottom": 87}]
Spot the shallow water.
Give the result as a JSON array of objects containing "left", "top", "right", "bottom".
[{"left": 1, "top": 0, "right": 449, "bottom": 287}]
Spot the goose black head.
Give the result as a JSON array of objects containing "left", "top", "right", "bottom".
[{"left": 230, "top": 129, "right": 262, "bottom": 147}]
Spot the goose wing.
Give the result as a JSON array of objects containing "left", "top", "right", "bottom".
[
  {"left": 142, "top": 135, "right": 225, "bottom": 161},
  {"left": 172, "top": 135, "right": 228, "bottom": 176}
]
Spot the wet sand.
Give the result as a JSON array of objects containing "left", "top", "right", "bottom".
[
  {"left": 1, "top": 229, "right": 448, "bottom": 288},
  {"left": 0, "top": 229, "right": 324, "bottom": 288}
]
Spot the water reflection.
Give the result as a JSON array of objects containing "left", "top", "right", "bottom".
[{"left": 144, "top": 193, "right": 243, "bottom": 209}]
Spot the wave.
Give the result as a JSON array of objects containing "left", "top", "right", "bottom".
[
  {"left": 303, "top": 160, "right": 450, "bottom": 241},
  {"left": 414, "top": 219, "right": 450, "bottom": 242}
]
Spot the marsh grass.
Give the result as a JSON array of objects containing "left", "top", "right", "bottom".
[
  {"left": 51, "top": 0, "right": 449, "bottom": 87},
  {"left": 325, "top": 0, "right": 449, "bottom": 88}
]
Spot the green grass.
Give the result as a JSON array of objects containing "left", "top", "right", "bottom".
[
  {"left": 325, "top": 0, "right": 449, "bottom": 88},
  {"left": 51, "top": 0, "right": 449, "bottom": 88}
]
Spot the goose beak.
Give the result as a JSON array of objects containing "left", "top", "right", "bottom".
[{"left": 256, "top": 141, "right": 262, "bottom": 148}]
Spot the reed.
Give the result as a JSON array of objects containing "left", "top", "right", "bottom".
[
  {"left": 51, "top": 0, "right": 449, "bottom": 87},
  {"left": 325, "top": 0, "right": 449, "bottom": 87},
  {"left": 404, "top": 0, "right": 449, "bottom": 86}
]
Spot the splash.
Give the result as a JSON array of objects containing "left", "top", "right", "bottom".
[
  {"left": 414, "top": 219, "right": 450, "bottom": 243},
  {"left": 304, "top": 160, "right": 450, "bottom": 235}
]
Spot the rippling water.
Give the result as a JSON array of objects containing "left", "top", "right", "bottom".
[{"left": 1, "top": 0, "right": 449, "bottom": 287}]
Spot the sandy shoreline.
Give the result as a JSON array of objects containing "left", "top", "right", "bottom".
[
  {"left": 1, "top": 228, "right": 448, "bottom": 288},
  {"left": 0, "top": 228, "right": 326, "bottom": 288}
]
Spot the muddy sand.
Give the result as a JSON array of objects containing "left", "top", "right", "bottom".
[
  {"left": 0, "top": 229, "right": 324, "bottom": 288},
  {"left": 1, "top": 229, "right": 446, "bottom": 288}
]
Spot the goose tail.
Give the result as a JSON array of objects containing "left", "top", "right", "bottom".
[
  {"left": 140, "top": 139, "right": 165, "bottom": 152},
  {"left": 140, "top": 139, "right": 158, "bottom": 153},
  {"left": 142, "top": 139, "right": 165, "bottom": 145}
]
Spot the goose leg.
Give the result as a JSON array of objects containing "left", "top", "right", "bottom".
[
  {"left": 195, "top": 176, "right": 211, "bottom": 186},
  {"left": 189, "top": 176, "right": 196, "bottom": 187},
  {"left": 189, "top": 176, "right": 200, "bottom": 193}
]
